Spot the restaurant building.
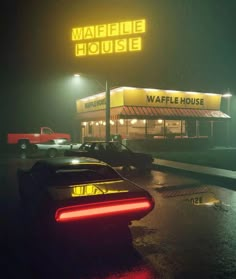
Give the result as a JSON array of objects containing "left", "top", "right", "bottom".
[{"left": 75, "top": 87, "right": 230, "bottom": 150}]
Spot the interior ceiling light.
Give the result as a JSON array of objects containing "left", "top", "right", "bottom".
[{"left": 131, "top": 119, "right": 137, "bottom": 124}]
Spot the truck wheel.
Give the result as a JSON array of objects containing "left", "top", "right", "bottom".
[
  {"left": 47, "top": 149, "right": 57, "bottom": 158},
  {"left": 18, "top": 140, "right": 29, "bottom": 150},
  {"left": 30, "top": 144, "right": 38, "bottom": 153},
  {"left": 20, "top": 151, "right": 27, "bottom": 159}
]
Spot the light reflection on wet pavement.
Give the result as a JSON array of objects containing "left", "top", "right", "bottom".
[
  {"left": 2, "top": 158, "right": 236, "bottom": 278},
  {"left": 128, "top": 170, "right": 236, "bottom": 278}
]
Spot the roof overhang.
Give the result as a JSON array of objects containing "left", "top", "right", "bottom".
[{"left": 76, "top": 106, "right": 230, "bottom": 121}]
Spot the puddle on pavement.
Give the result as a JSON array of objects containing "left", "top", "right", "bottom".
[{"left": 156, "top": 185, "right": 235, "bottom": 210}]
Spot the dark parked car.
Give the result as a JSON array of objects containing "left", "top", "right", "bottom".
[
  {"left": 18, "top": 157, "right": 155, "bottom": 248},
  {"left": 64, "top": 141, "right": 154, "bottom": 173}
]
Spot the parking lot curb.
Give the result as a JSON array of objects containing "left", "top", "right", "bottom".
[{"left": 152, "top": 159, "right": 236, "bottom": 189}]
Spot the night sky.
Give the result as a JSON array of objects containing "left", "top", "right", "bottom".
[{"left": 1, "top": 0, "right": 236, "bottom": 136}]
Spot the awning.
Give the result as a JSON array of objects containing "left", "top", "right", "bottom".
[
  {"left": 110, "top": 106, "right": 230, "bottom": 120},
  {"left": 76, "top": 106, "right": 230, "bottom": 121}
]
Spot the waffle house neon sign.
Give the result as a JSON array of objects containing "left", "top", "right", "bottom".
[{"left": 72, "top": 19, "right": 146, "bottom": 56}]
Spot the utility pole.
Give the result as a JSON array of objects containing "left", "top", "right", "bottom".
[{"left": 105, "top": 79, "right": 110, "bottom": 142}]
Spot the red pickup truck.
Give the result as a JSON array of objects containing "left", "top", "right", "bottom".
[{"left": 7, "top": 127, "right": 71, "bottom": 150}]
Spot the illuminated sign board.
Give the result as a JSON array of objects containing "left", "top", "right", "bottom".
[
  {"left": 122, "top": 88, "right": 221, "bottom": 110},
  {"left": 76, "top": 87, "right": 222, "bottom": 113},
  {"left": 72, "top": 19, "right": 146, "bottom": 56}
]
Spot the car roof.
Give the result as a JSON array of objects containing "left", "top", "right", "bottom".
[{"left": 34, "top": 157, "right": 108, "bottom": 169}]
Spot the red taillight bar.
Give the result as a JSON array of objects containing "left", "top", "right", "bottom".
[{"left": 55, "top": 197, "right": 153, "bottom": 223}]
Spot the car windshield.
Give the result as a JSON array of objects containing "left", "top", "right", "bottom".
[{"left": 48, "top": 164, "right": 122, "bottom": 186}]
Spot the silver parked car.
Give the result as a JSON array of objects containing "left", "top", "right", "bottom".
[{"left": 31, "top": 139, "right": 82, "bottom": 158}]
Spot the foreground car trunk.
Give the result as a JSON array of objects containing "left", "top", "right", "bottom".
[{"left": 46, "top": 179, "right": 155, "bottom": 225}]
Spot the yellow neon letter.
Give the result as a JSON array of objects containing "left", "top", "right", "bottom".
[
  {"left": 83, "top": 26, "right": 95, "bottom": 40},
  {"left": 129, "top": 37, "right": 142, "bottom": 51},
  {"left": 115, "top": 39, "right": 127, "bottom": 53},
  {"left": 107, "top": 23, "right": 119, "bottom": 37},
  {"left": 133, "top": 19, "right": 146, "bottom": 33},
  {"left": 72, "top": 28, "right": 83, "bottom": 41},
  {"left": 101, "top": 40, "right": 113, "bottom": 54},
  {"left": 88, "top": 42, "right": 100, "bottom": 55},
  {"left": 75, "top": 43, "right": 87, "bottom": 56},
  {"left": 120, "top": 21, "right": 132, "bottom": 35},
  {"left": 95, "top": 24, "right": 107, "bottom": 38}
]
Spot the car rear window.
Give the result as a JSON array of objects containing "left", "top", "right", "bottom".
[{"left": 48, "top": 165, "right": 122, "bottom": 186}]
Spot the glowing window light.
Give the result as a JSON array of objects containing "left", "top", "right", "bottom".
[
  {"left": 103, "top": 122, "right": 106, "bottom": 126},
  {"left": 82, "top": 122, "right": 87, "bottom": 126},
  {"left": 119, "top": 119, "right": 124, "bottom": 125},
  {"left": 55, "top": 197, "right": 153, "bottom": 222},
  {"left": 130, "top": 119, "right": 137, "bottom": 124},
  {"left": 95, "top": 122, "right": 99, "bottom": 126},
  {"left": 157, "top": 119, "right": 163, "bottom": 124},
  {"left": 110, "top": 120, "right": 115, "bottom": 125}
]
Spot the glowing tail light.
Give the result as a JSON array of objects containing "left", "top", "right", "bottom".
[{"left": 55, "top": 197, "right": 153, "bottom": 223}]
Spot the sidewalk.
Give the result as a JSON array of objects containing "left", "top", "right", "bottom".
[{"left": 153, "top": 158, "right": 236, "bottom": 185}]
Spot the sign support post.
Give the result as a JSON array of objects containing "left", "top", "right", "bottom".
[{"left": 105, "top": 79, "right": 110, "bottom": 142}]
